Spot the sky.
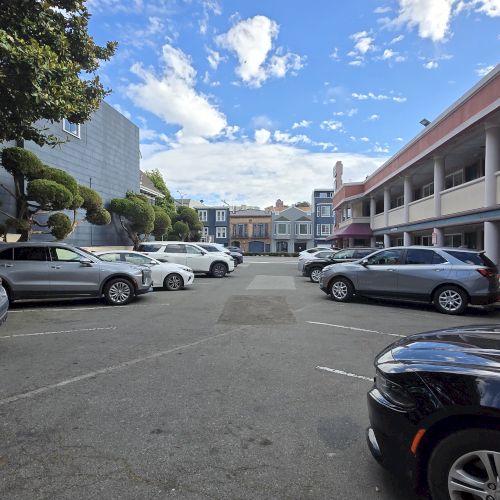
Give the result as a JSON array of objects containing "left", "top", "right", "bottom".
[{"left": 87, "top": 0, "right": 499, "bottom": 208}]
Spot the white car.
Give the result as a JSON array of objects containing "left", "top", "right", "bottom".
[
  {"left": 137, "top": 241, "right": 234, "bottom": 278},
  {"left": 297, "top": 249, "right": 337, "bottom": 272},
  {"left": 96, "top": 250, "right": 194, "bottom": 291},
  {"left": 298, "top": 246, "right": 332, "bottom": 257}
]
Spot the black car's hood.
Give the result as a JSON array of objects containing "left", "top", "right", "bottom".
[{"left": 378, "top": 325, "right": 500, "bottom": 374}]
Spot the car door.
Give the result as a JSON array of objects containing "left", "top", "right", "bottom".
[
  {"left": 397, "top": 248, "right": 451, "bottom": 299},
  {"left": 331, "top": 249, "right": 356, "bottom": 263},
  {"left": 3, "top": 246, "right": 51, "bottom": 296},
  {"left": 356, "top": 248, "right": 404, "bottom": 295},
  {"left": 122, "top": 252, "right": 164, "bottom": 287},
  {"left": 49, "top": 246, "right": 101, "bottom": 294},
  {"left": 185, "top": 244, "right": 209, "bottom": 272},
  {"left": 163, "top": 244, "right": 187, "bottom": 266}
]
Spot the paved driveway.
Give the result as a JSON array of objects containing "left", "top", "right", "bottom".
[{"left": 1, "top": 257, "right": 499, "bottom": 499}]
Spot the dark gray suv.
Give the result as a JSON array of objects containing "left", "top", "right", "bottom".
[
  {"left": 319, "top": 246, "right": 499, "bottom": 315},
  {"left": 0, "top": 242, "right": 152, "bottom": 305}
]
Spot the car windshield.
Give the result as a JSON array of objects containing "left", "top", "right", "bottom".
[
  {"left": 446, "top": 251, "right": 495, "bottom": 267},
  {"left": 77, "top": 247, "right": 101, "bottom": 261}
]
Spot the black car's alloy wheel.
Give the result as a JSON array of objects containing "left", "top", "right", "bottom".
[
  {"left": 329, "top": 277, "right": 354, "bottom": 302},
  {"left": 104, "top": 278, "right": 134, "bottom": 305},
  {"left": 164, "top": 273, "right": 184, "bottom": 291},
  {"left": 428, "top": 429, "right": 500, "bottom": 500},
  {"left": 309, "top": 267, "right": 322, "bottom": 283}
]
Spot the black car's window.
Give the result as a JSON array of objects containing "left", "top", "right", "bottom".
[
  {"left": 355, "top": 249, "right": 375, "bottom": 258},
  {"left": 405, "top": 249, "right": 447, "bottom": 265},
  {"left": 13, "top": 247, "right": 47, "bottom": 261},
  {"left": 333, "top": 249, "right": 355, "bottom": 260},
  {"left": 0, "top": 248, "right": 13, "bottom": 260},
  {"left": 165, "top": 244, "right": 186, "bottom": 254},
  {"left": 186, "top": 245, "right": 204, "bottom": 255},
  {"left": 51, "top": 247, "right": 82, "bottom": 262},
  {"left": 446, "top": 251, "right": 495, "bottom": 267},
  {"left": 366, "top": 249, "right": 403, "bottom": 266},
  {"left": 139, "top": 244, "right": 162, "bottom": 252}
]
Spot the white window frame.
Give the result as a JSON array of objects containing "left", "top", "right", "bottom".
[
  {"left": 296, "top": 222, "right": 309, "bottom": 236},
  {"left": 445, "top": 170, "right": 464, "bottom": 190},
  {"left": 320, "top": 205, "right": 331, "bottom": 217},
  {"left": 63, "top": 119, "right": 80, "bottom": 138},
  {"left": 202, "top": 227, "right": 209, "bottom": 237},
  {"left": 320, "top": 224, "right": 331, "bottom": 236},
  {"left": 216, "top": 227, "right": 227, "bottom": 239},
  {"left": 198, "top": 210, "right": 208, "bottom": 222},
  {"left": 319, "top": 192, "right": 327, "bottom": 198},
  {"left": 216, "top": 210, "right": 226, "bottom": 222},
  {"left": 422, "top": 182, "right": 434, "bottom": 198},
  {"left": 276, "top": 222, "right": 289, "bottom": 235}
]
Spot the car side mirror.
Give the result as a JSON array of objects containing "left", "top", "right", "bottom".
[
  {"left": 80, "top": 258, "right": 93, "bottom": 267},
  {"left": 360, "top": 259, "right": 369, "bottom": 267}
]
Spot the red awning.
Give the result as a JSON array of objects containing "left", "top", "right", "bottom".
[{"left": 327, "top": 223, "right": 373, "bottom": 240}]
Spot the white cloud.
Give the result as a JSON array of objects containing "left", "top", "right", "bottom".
[
  {"left": 382, "top": 48, "right": 396, "bottom": 59},
  {"left": 350, "top": 30, "right": 376, "bottom": 54},
  {"left": 320, "top": 120, "right": 343, "bottom": 131},
  {"left": 112, "top": 103, "right": 132, "bottom": 119},
  {"left": 206, "top": 47, "right": 222, "bottom": 69},
  {"left": 394, "top": 0, "right": 454, "bottom": 42},
  {"left": 225, "top": 125, "right": 240, "bottom": 140},
  {"left": 477, "top": 0, "right": 500, "bottom": 16},
  {"left": 126, "top": 43, "right": 227, "bottom": 142},
  {"left": 395, "top": 137, "right": 404, "bottom": 141},
  {"left": 348, "top": 59, "right": 364, "bottom": 66},
  {"left": 373, "top": 144, "right": 390, "bottom": 153},
  {"left": 141, "top": 141, "right": 384, "bottom": 207},
  {"left": 255, "top": 128, "right": 271, "bottom": 144},
  {"left": 216, "top": 15, "right": 304, "bottom": 87},
  {"left": 332, "top": 108, "right": 358, "bottom": 117},
  {"left": 374, "top": 6, "right": 392, "bottom": 13},
  {"left": 390, "top": 34, "right": 405, "bottom": 44},
  {"left": 352, "top": 92, "right": 407, "bottom": 102},
  {"left": 360, "top": 137, "right": 370, "bottom": 142},
  {"left": 292, "top": 120, "right": 312, "bottom": 129},
  {"left": 423, "top": 60, "right": 439, "bottom": 69},
  {"left": 368, "top": 114, "right": 380, "bottom": 120},
  {"left": 199, "top": 0, "right": 222, "bottom": 35},
  {"left": 273, "top": 130, "right": 311, "bottom": 144},
  {"left": 476, "top": 64, "right": 495, "bottom": 77},
  {"left": 330, "top": 47, "right": 340, "bottom": 61},
  {"left": 392, "top": 96, "right": 407, "bottom": 103}
]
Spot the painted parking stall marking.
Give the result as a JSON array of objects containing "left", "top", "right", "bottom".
[
  {"left": 316, "top": 366, "right": 373, "bottom": 382},
  {"left": 9, "top": 303, "right": 170, "bottom": 313},
  {"left": 307, "top": 321, "right": 405, "bottom": 338},
  {"left": 0, "top": 326, "right": 116, "bottom": 339}
]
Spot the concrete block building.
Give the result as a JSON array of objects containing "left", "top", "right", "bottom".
[
  {"left": 329, "top": 65, "right": 500, "bottom": 263},
  {"left": 0, "top": 102, "right": 140, "bottom": 246}
]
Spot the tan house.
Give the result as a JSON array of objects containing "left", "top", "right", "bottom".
[{"left": 229, "top": 209, "right": 272, "bottom": 252}]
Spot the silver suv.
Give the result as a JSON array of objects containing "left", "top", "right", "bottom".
[
  {"left": 319, "top": 246, "right": 499, "bottom": 315},
  {"left": 0, "top": 242, "right": 152, "bottom": 306}
]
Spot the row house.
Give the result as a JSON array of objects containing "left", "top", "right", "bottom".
[
  {"left": 272, "top": 206, "right": 314, "bottom": 253},
  {"left": 196, "top": 206, "right": 230, "bottom": 246},
  {"left": 229, "top": 209, "right": 272, "bottom": 252},
  {"left": 329, "top": 65, "right": 500, "bottom": 263},
  {"left": 312, "top": 188, "right": 335, "bottom": 246}
]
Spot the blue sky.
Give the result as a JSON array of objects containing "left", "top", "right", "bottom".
[{"left": 88, "top": 0, "right": 499, "bottom": 207}]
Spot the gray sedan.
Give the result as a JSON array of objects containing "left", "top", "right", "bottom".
[{"left": 319, "top": 246, "right": 499, "bottom": 315}]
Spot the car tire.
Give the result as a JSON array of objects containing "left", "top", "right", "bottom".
[
  {"left": 104, "top": 277, "right": 134, "bottom": 305},
  {"left": 163, "top": 273, "right": 184, "bottom": 291},
  {"left": 210, "top": 262, "right": 228, "bottom": 278},
  {"left": 427, "top": 428, "right": 500, "bottom": 500},
  {"left": 309, "top": 267, "right": 322, "bottom": 283},
  {"left": 329, "top": 277, "right": 354, "bottom": 302},
  {"left": 433, "top": 285, "right": 468, "bottom": 315}
]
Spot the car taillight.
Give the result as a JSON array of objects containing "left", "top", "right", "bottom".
[{"left": 477, "top": 268, "right": 496, "bottom": 278}]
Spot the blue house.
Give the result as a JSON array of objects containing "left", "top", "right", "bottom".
[
  {"left": 312, "top": 188, "right": 335, "bottom": 246},
  {"left": 196, "top": 206, "right": 230, "bottom": 246}
]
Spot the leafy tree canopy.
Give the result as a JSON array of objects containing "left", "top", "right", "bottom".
[
  {"left": 144, "top": 169, "right": 176, "bottom": 215},
  {"left": 0, "top": 0, "right": 116, "bottom": 146}
]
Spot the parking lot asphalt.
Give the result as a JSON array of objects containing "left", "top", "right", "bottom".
[{"left": 1, "top": 257, "right": 500, "bottom": 500}]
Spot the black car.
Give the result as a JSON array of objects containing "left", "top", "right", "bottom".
[
  {"left": 303, "top": 247, "right": 376, "bottom": 282},
  {"left": 367, "top": 325, "right": 500, "bottom": 500}
]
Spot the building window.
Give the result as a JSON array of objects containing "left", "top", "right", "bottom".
[
  {"left": 216, "top": 227, "right": 227, "bottom": 239},
  {"left": 319, "top": 205, "right": 331, "bottom": 217},
  {"left": 445, "top": 233, "right": 462, "bottom": 247},
  {"left": 276, "top": 241, "right": 288, "bottom": 252},
  {"left": 320, "top": 224, "right": 331, "bottom": 236},
  {"left": 296, "top": 223, "right": 309, "bottom": 236},
  {"left": 253, "top": 223, "right": 268, "bottom": 238},
  {"left": 216, "top": 210, "right": 226, "bottom": 222},
  {"left": 445, "top": 170, "right": 464, "bottom": 190},
  {"left": 198, "top": 210, "right": 208, "bottom": 222},
  {"left": 202, "top": 227, "right": 209, "bottom": 238},
  {"left": 391, "top": 195, "right": 404, "bottom": 209},
  {"left": 63, "top": 119, "right": 80, "bottom": 138},
  {"left": 234, "top": 224, "right": 247, "bottom": 237},
  {"left": 319, "top": 192, "right": 327, "bottom": 198},
  {"left": 276, "top": 223, "right": 288, "bottom": 235}
]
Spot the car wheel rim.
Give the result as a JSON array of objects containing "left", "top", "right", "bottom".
[
  {"left": 439, "top": 290, "right": 463, "bottom": 312},
  {"left": 331, "top": 281, "right": 348, "bottom": 299},
  {"left": 213, "top": 265, "right": 225, "bottom": 277},
  {"left": 109, "top": 282, "right": 131, "bottom": 303},
  {"left": 167, "top": 275, "right": 181, "bottom": 290},
  {"left": 448, "top": 450, "right": 500, "bottom": 499},
  {"left": 311, "top": 270, "right": 321, "bottom": 282}
]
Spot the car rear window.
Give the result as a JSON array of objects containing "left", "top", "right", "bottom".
[
  {"left": 405, "top": 249, "right": 447, "bottom": 265},
  {"left": 446, "top": 251, "right": 495, "bottom": 267},
  {"left": 355, "top": 249, "right": 375, "bottom": 258},
  {"left": 0, "top": 248, "right": 13, "bottom": 260},
  {"left": 14, "top": 247, "right": 48, "bottom": 261},
  {"left": 139, "top": 244, "right": 163, "bottom": 252}
]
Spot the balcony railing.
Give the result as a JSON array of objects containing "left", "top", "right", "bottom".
[{"left": 441, "top": 177, "right": 484, "bottom": 216}]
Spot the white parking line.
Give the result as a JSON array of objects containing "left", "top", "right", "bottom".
[
  {"left": 307, "top": 321, "right": 404, "bottom": 338},
  {"left": 0, "top": 329, "right": 240, "bottom": 406},
  {"left": 0, "top": 326, "right": 116, "bottom": 339},
  {"left": 246, "top": 261, "right": 297, "bottom": 265},
  {"left": 9, "top": 303, "right": 170, "bottom": 313},
  {"left": 316, "top": 366, "right": 373, "bottom": 382}
]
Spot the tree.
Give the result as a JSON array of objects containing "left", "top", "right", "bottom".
[
  {"left": 152, "top": 205, "right": 171, "bottom": 240},
  {"left": 0, "top": 147, "right": 111, "bottom": 240},
  {"left": 170, "top": 221, "right": 189, "bottom": 241},
  {"left": 144, "top": 169, "right": 176, "bottom": 215},
  {"left": 171, "top": 206, "right": 203, "bottom": 241},
  {"left": 0, "top": 0, "right": 117, "bottom": 146}
]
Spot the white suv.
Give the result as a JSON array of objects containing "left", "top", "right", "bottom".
[{"left": 138, "top": 241, "right": 234, "bottom": 278}]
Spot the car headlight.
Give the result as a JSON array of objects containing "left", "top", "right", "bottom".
[
  {"left": 375, "top": 371, "right": 415, "bottom": 409},
  {"left": 181, "top": 266, "right": 193, "bottom": 272}
]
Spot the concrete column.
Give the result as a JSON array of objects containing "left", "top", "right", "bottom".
[
  {"left": 370, "top": 197, "right": 376, "bottom": 226},
  {"left": 434, "top": 156, "right": 445, "bottom": 217},
  {"left": 433, "top": 228, "right": 444, "bottom": 247},
  {"left": 485, "top": 124, "right": 500, "bottom": 207},
  {"left": 348, "top": 238, "right": 354, "bottom": 247},
  {"left": 403, "top": 231, "right": 412, "bottom": 246},
  {"left": 403, "top": 176, "right": 413, "bottom": 223},
  {"left": 383, "top": 187, "right": 390, "bottom": 227},
  {"left": 484, "top": 221, "right": 500, "bottom": 265},
  {"left": 383, "top": 233, "right": 391, "bottom": 248},
  {"left": 370, "top": 236, "right": 376, "bottom": 247}
]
